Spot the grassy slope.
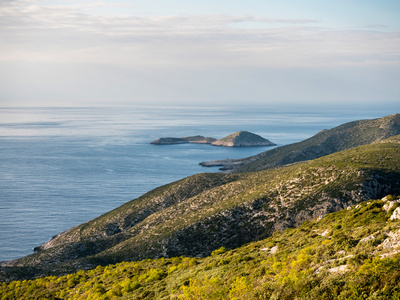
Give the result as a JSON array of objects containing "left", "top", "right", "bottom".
[
  {"left": 3, "top": 135, "right": 400, "bottom": 282},
  {"left": 234, "top": 113, "right": 400, "bottom": 172},
  {"left": 2, "top": 196, "right": 400, "bottom": 299}
]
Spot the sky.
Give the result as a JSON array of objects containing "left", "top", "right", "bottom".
[{"left": 0, "top": 0, "right": 399, "bottom": 108}]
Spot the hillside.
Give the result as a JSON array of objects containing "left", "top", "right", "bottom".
[
  {"left": 2, "top": 134, "right": 400, "bottom": 281},
  {"left": 2, "top": 196, "right": 400, "bottom": 299},
  {"left": 201, "top": 113, "right": 400, "bottom": 172}
]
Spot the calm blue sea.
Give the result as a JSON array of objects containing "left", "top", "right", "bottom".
[{"left": 0, "top": 106, "right": 394, "bottom": 261}]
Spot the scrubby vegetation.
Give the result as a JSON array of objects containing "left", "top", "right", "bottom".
[
  {"left": 2, "top": 196, "right": 400, "bottom": 299},
  {"left": 2, "top": 115, "right": 400, "bottom": 299},
  {"left": 235, "top": 113, "right": 400, "bottom": 172},
  {"left": 2, "top": 135, "right": 400, "bottom": 282}
]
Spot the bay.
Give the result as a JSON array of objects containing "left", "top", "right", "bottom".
[{"left": 0, "top": 105, "right": 393, "bottom": 261}]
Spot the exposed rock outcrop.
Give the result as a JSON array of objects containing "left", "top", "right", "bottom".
[{"left": 391, "top": 207, "right": 400, "bottom": 220}]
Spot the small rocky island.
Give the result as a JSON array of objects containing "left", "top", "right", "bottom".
[
  {"left": 211, "top": 131, "right": 276, "bottom": 147},
  {"left": 151, "top": 131, "right": 276, "bottom": 147}
]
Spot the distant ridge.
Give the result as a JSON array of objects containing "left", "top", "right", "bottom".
[
  {"left": 151, "top": 131, "right": 276, "bottom": 147},
  {"left": 202, "top": 113, "right": 400, "bottom": 172}
]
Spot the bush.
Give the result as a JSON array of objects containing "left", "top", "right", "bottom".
[
  {"left": 333, "top": 224, "right": 342, "bottom": 230},
  {"left": 211, "top": 247, "right": 227, "bottom": 256}
]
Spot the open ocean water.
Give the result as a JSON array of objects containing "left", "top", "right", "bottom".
[{"left": 0, "top": 106, "right": 395, "bottom": 262}]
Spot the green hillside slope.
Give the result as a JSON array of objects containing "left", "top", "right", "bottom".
[
  {"left": 2, "top": 196, "right": 400, "bottom": 299},
  {"left": 2, "top": 135, "right": 400, "bottom": 281},
  {"left": 207, "top": 113, "right": 400, "bottom": 172}
]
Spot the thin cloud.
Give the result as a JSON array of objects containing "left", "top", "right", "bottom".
[
  {"left": 1, "top": 1, "right": 399, "bottom": 68},
  {"left": 365, "top": 24, "right": 389, "bottom": 29}
]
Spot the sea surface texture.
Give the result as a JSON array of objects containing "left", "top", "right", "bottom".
[{"left": 0, "top": 106, "right": 388, "bottom": 261}]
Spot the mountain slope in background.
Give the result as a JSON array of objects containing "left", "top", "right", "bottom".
[
  {"left": 2, "top": 134, "right": 400, "bottom": 281},
  {"left": 201, "top": 113, "right": 400, "bottom": 172}
]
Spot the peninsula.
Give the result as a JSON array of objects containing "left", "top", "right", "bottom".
[
  {"left": 150, "top": 135, "right": 216, "bottom": 145},
  {"left": 151, "top": 131, "right": 276, "bottom": 147},
  {"left": 2, "top": 114, "right": 400, "bottom": 288}
]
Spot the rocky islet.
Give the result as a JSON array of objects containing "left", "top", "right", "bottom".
[{"left": 151, "top": 131, "right": 276, "bottom": 147}]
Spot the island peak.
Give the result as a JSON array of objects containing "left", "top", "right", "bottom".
[{"left": 211, "top": 131, "right": 276, "bottom": 147}]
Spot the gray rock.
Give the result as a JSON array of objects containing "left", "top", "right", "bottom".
[{"left": 390, "top": 207, "right": 400, "bottom": 220}]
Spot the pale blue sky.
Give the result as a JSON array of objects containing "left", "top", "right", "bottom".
[{"left": 0, "top": 0, "right": 399, "bottom": 108}]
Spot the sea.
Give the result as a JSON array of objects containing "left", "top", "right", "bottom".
[{"left": 0, "top": 105, "right": 395, "bottom": 262}]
